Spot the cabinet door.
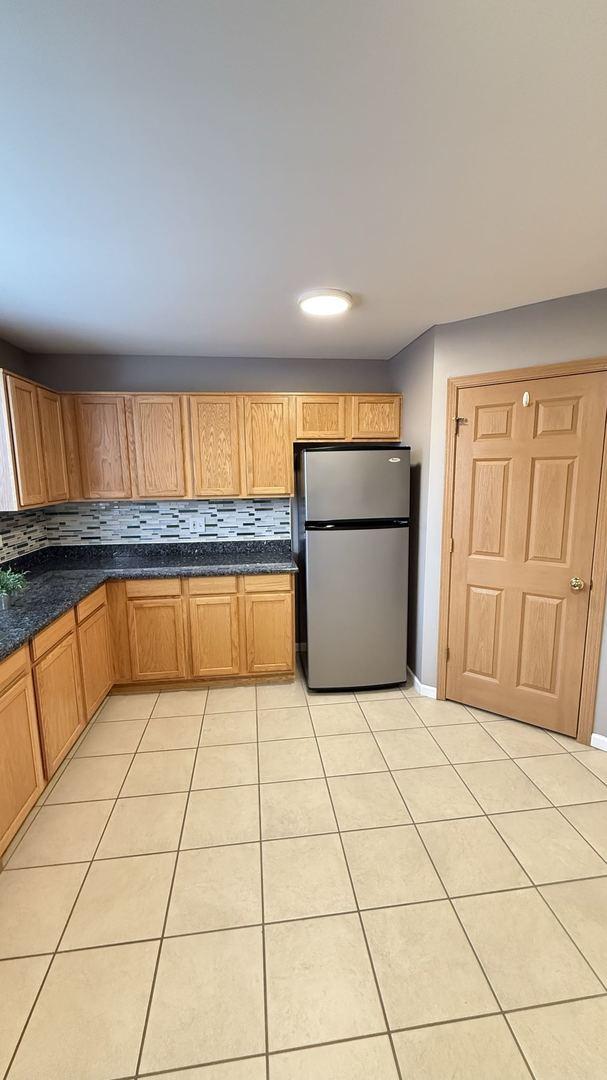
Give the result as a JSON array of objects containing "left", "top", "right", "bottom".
[
  {"left": 127, "top": 597, "right": 187, "bottom": 681},
  {"left": 0, "top": 673, "right": 45, "bottom": 857},
  {"left": 131, "top": 395, "right": 186, "bottom": 498},
  {"left": 349, "top": 394, "right": 402, "bottom": 440},
  {"left": 295, "top": 394, "right": 346, "bottom": 440},
  {"left": 189, "top": 395, "right": 243, "bottom": 496},
  {"left": 37, "top": 387, "right": 69, "bottom": 503},
  {"left": 5, "top": 375, "right": 47, "bottom": 506},
  {"left": 189, "top": 595, "right": 242, "bottom": 676},
  {"left": 78, "top": 605, "right": 113, "bottom": 719},
  {"left": 34, "top": 633, "right": 86, "bottom": 778},
  {"left": 243, "top": 395, "right": 293, "bottom": 495},
  {"left": 76, "top": 395, "right": 132, "bottom": 498},
  {"left": 245, "top": 591, "right": 294, "bottom": 673}
]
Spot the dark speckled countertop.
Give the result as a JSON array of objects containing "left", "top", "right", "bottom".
[{"left": 0, "top": 541, "right": 296, "bottom": 661}]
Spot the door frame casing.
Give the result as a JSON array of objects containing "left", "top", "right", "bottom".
[{"left": 437, "top": 355, "right": 607, "bottom": 745}]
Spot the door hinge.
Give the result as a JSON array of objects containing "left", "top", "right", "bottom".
[
  {"left": 445, "top": 646, "right": 450, "bottom": 661},
  {"left": 449, "top": 537, "right": 454, "bottom": 553}
]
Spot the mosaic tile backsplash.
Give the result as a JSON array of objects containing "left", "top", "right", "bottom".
[{"left": 0, "top": 499, "right": 291, "bottom": 562}]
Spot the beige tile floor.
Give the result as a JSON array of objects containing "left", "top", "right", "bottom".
[{"left": 1, "top": 670, "right": 607, "bottom": 1078}]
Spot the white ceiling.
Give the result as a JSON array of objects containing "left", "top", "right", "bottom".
[{"left": 1, "top": 0, "right": 607, "bottom": 358}]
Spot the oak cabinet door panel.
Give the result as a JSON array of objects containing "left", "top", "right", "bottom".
[
  {"left": 0, "top": 673, "right": 45, "bottom": 857},
  {"left": 189, "top": 595, "right": 242, "bottom": 676},
  {"left": 131, "top": 394, "right": 186, "bottom": 498},
  {"left": 34, "top": 633, "right": 86, "bottom": 778},
  {"left": 127, "top": 598, "right": 187, "bottom": 681},
  {"left": 349, "top": 394, "right": 401, "bottom": 440},
  {"left": 295, "top": 394, "right": 346, "bottom": 440},
  {"left": 243, "top": 395, "right": 293, "bottom": 495},
  {"left": 6, "top": 375, "right": 47, "bottom": 506},
  {"left": 76, "top": 395, "right": 132, "bottom": 499},
  {"left": 37, "top": 387, "right": 69, "bottom": 503},
  {"left": 79, "top": 605, "right": 113, "bottom": 719},
  {"left": 245, "top": 591, "right": 294, "bottom": 673},
  {"left": 190, "top": 395, "right": 242, "bottom": 497}
]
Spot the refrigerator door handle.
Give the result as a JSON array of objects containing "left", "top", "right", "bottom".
[{"left": 305, "top": 518, "right": 410, "bottom": 531}]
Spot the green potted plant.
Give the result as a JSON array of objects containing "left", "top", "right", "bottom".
[{"left": 0, "top": 567, "right": 28, "bottom": 609}]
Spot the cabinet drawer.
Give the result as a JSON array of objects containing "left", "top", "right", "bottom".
[
  {"left": 0, "top": 646, "right": 30, "bottom": 694},
  {"left": 125, "top": 578, "right": 182, "bottom": 598},
  {"left": 188, "top": 576, "right": 238, "bottom": 595},
  {"left": 31, "top": 609, "right": 76, "bottom": 661},
  {"left": 76, "top": 584, "right": 107, "bottom": 623},
  {"left": 244, "top": 573, "right": 292, "bottom": 593}
]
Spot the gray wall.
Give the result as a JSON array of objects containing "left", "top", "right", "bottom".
[
  {"left": 26, "top": 353, "right": 393, "bottom": 393},
  {"left": 0, "top": 337, "right": 35, "bottom": 379},
  {"left": 389, "top": 328, "right": 435, "bottom": 679},
  {"left": 391, "top": 287, "right": 607, "bottom": 736}
]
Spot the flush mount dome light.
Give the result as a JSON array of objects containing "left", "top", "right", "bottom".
[{"left": 298, "top": 289, "right": 353, "bottom": 316}]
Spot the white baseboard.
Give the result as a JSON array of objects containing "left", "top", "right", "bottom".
[
  {"left": 407, "top": 667, "right": 437, "bottom": 699},
  {"left": 590, "top": 732, "right": 607, "bottom": 752}
]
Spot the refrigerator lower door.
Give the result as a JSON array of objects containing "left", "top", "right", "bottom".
[{"left": 305, "top": 526, "right": 408, "bottom": 689}]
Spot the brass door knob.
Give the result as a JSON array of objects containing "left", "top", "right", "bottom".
[{"left": 570, "top": 576, "right": 585, "bottom": 591}]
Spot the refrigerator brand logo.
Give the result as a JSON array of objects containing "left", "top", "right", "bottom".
[{"left": 388, "top": 457, "right": 401, "bottom": 463}]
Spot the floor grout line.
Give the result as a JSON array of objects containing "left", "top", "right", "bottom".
[
  {"left": 1, "top": 691, "right": 162, "bottom": 1080},
  {"left": 2, "top": 683, "right": 607, "bottom": 1078}
]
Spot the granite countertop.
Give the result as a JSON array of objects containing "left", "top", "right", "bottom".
[{"left": 0, "top": 541, "right": 296, "bottom": 661}]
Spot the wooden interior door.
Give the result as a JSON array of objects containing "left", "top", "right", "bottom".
[
  {"left": 446, "top": 372, "right": 607, "bottom": 735},
  {"left": 6, "top": 375, "right": 47, "bottom": 506},
  {"left": 37, "top": 387, "right": 69, "bottom": 503},
  {"left": 243, "top": 395, "right": 293, "bottom": 495},
  {"left": 190, "top": 395, "right": 242, "bottom": 496},
  {"left": 131, "top": 395, "right": 186, "bottom": 498},
  {"left": 189, "top": 595, "right": 242, "bottom": 676},
  {"left": 34, "top": 633, "right": 86, "bottom": 777},
  {"left": 76, "top": 395, "right": 132, "bottom": 499}
]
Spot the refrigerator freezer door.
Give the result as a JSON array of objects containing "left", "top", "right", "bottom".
[
  {"left": 305, "top": 526, "right": 408, "bottom": 688},
  {"left": 303, "top": 447, "right": 410, "bottom": 522}
]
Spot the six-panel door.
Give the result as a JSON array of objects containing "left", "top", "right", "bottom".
[
  {"left": 0, "top": 673, "right": 45, "bottom": 856},
  {"left": 446, "top": 371, "right": 607, "bottom": 735}
]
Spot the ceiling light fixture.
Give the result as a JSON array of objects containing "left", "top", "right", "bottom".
[{"left": 298, "top": 289, "right": 353, "bottom": 316}]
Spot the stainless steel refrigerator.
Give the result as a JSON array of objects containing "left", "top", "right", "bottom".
[{"left": 296, "top": 444, "right": 410, "bottom": 689}]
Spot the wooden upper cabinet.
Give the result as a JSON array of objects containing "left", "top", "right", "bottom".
[
  {"left": 349, "top": 394, "right": 402, "bottom": 440},
  {"left": 5, "top": 374, "right": 47, "bottom": 506},
  {"left": 33, "top": 631, "right": 86, "bottom": 778},
  {"left": 60, "top": 395, "right": 84, "bottom": 500},
  {"left": 130, "top": 394, "right": 186, "bottom": 498},
  {"left": 190, "top": 395, "right": 242, "bottom": 497},
  {"left": 243, "top": 394, "right": 293, "bottom": 495},
  {"left": 37, "top": 387, "right": 69, "bottom": 503},
  {"left": 0, "top": 672, "right": 45, "bottom": 857},
  {"left": 295, "top": 394, "right": 346, "bottom": 440},
  {"left": 76, "top": 395, "right": 132, "bottom": 499}
]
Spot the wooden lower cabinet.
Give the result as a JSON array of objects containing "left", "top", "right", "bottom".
[
  {"left": 127, "top": 597, "right": 187, "bottom": 681},
  {"left": 34, "top": 631, "right": 86, "bottom": 778},
  {"left": 245, "top": 590, "right": 294, "bottom": 673},
  {"left": 189, "top": 594, "right": 242, "bottom": 676},
  {"left": 0, "top": 672, "right": 45, "bottom": 856},
  {"left": 78, "top": 604, "right": 113, "bottom": 719}
]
